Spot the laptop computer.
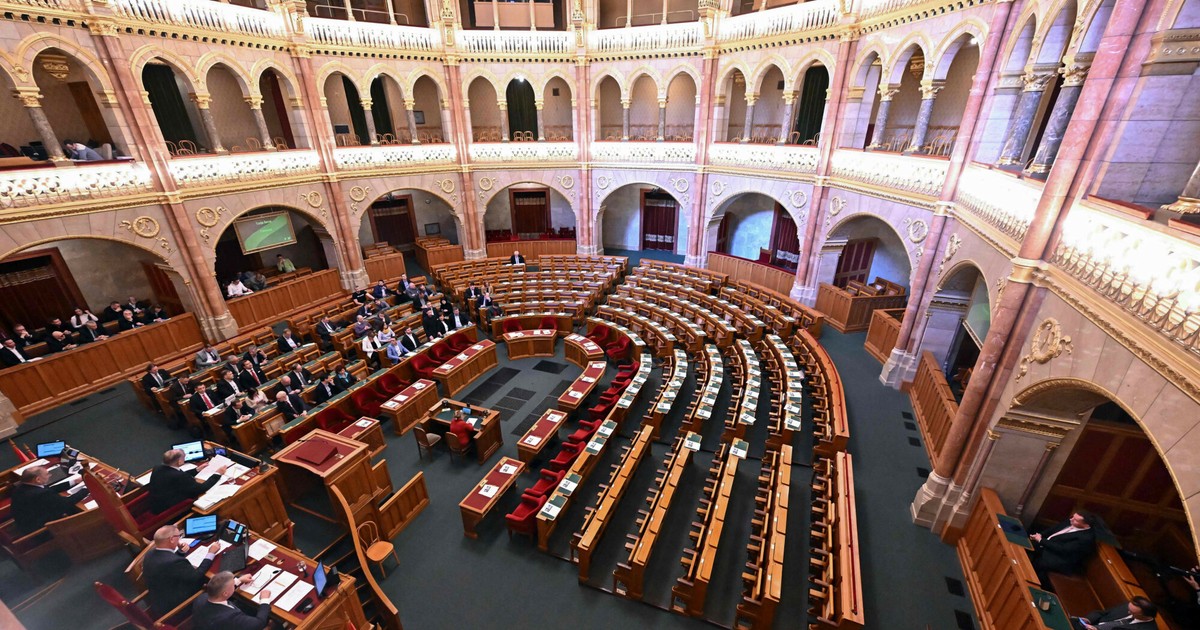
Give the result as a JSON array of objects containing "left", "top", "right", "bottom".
[
  {"left": 172, "top": 440, "right": 207, "bottom": 463},
  {"left": 35, "top": 441, "right": 66, "bottom": 458}
]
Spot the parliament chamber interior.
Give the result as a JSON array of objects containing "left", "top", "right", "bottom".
[{"left": 0, "top": 0, "right": 1198, "bottom": 628}]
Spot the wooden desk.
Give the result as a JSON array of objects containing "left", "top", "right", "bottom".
[
  {"left": 564, "top": 333, "right": 604, "bottom": 367},
  {"left": 337, "top": 417, "right": 385, "bottom": 457},
  {"left": 458, "top": 456, "right": 524, "bottom": 538},
  {"left": 516, "top": 409, "right": 568, "bottom": 464},
  {"left": 559, "top": 360, "right": 605, "bottom": 412},
  {"left": 189, "top": 459, "right": 293, "bottom": 547},
  {"left": 272, "top": 431, "right": 379, "bottom": 529},
  {"left": 425, "top": 399, "right": 503, "bottom": 464},
  {"left": 534, "top": 419, "right": 618, "bottom": 551},
  {"left": 380, "top": 378, "right": 439, "bottom": 436},
  {"left": 503, "top": 329, "right": 557, "bottom": 360},
  {"left": 432, "top": 340, "right": 498, "bottom": 397}
]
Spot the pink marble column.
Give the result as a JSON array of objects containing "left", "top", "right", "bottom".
[
  {"left": 687, "top": 53, "right": 720, "bottom": 267},
  {"left": 444, "top": 62, "right": 484, "bottom": 258}
]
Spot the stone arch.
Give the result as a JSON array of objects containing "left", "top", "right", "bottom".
[
  {"left": 461, "top": 67, "right": 503, "bottom": 97},
  {"left": 590, "top": 68, "right": 626, "bottom": 100},
  {"left": 596, "top": 180, "right": 689, "bottom": 255},
  {"left": 479, "top": 176, "right": 577, "bottom": 212},
  {"left": 750, "top": 57, "right": 792, "bottom": 94},
  {"left": 999, "top": 10, "right": 1039, "bottom": 73},
  {"left": 884, "top": 39, "right": 932, "bottom": 85},
  {"left": 207, "top": 202, "right": 338, "bottom": 265},
  {"left": 662, "top": 64, "right": 702, "bottom": 99},
  {"left": 0, "top": 51, "right": 24, "bottom": 89},
  {"left": 403, "top": 68, "right": 448, "bottom": 102},
  {"left": 351, "top": 182, "right": 462, "bottom": 250},
  {"left": 790, "top": 49, "right": 838, "bottom": 88},
  {"left": 129, "top": 46, "right": 203, "bottom": 93},
  {"left": 851, "top": 44, "right": 887, "bottom": 88},
  {"left": 1031, "top": 0, "right": 1078, "bottom": 65},
  {"left": 250, "top": 59, "right": 303, "bottom": 102},
  {"left": 826, "top": 211, "right": 917, "bottom": 283},
  {"left": 626, "top": 66, "right": 663, "bottom": 97},
  {"left": 715, "top": 60, "right": 753, "bottom": 91},
  {"left": 532, "top": 69, "right": 573, "bottom": 102},
  {"left": 195, "top": 54, "right": 254, "bottom": 96},
  {"left": 706, "top": 190, "right": 798, "bottom": 262},
  {"left": 315, "top": 61, "right": 363, "bottom": 96},
  {"left": 931, "top": 19, "right": 990, "bottom": 81},
  {"left": 16, "top": 34, "right": 117, "bottom": 95},
  {"left": 362, "top": 63, "right": 409, "bottom": 97},
  {"left": 1069, "top": 0, "right": 1116, "bottom": 57},
  {"left": 1, "top": 233, "right": 175, "bottom": 270}
]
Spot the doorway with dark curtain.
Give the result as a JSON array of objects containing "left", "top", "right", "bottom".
[
  {"left": 768, "top": 204, "right": 800, "bottom": 270},
  {"left": 792, "top": 66, "right": 829, "bottom": 145},
  {"left": 260, "top": 70, "right": 295, "bottom": 149},
  {"left": 506, "top": 79, "right": 537, "bottom": 138},
  {"left": 369, "top": 195, "right": 417, "bottom": 249},
  {"left": 343, "top": 76, "right": 371, "bottom": 145},
  {"left": 0, "top": 248, "right": 87, "bottom": 332},
  {"left": 369, "top": 78, "right": 396, "bottom": 139},
  {"left": 640, "top": 190, "right": 677, "bottom": 251},
  {"left": 142, "top": 64, "right": 200, "bottom": 148}
]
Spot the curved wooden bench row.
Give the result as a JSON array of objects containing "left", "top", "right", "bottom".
[
  {"left": 792, "top": 329, "right": 849, "bottom": 456},
  {"left": 638, "top": 259, "right": 728, "bottom": 292},
  {"left": 643, "top": 348, "right": 688, "bottom": 440},
  {"left": 723, "top": 339, "right": 763, "bottom": 442},
  {"left": 627, "top": 274, "right": 766, "bottom": 342},
  {"left": 226, "top": 269, "right": 344, "bottom": 334},
  {"left": 736, "top": 444, "right": 792, "bottom": 630},
  {"left": 809, "top": 451, "right": 863, "bottom": 630},
  {"left": 680, "top": 344, "right": 723, "bottom": 435},
  {"left": 596, "top": 305, "right": 678, "bottom": 358},
  {"left": 616, "top": 285, "right": 734, "bottom": 347},
  {"left": 724, "top": 279, "right": 824, "bottom": 338},
  {"left": 761, "top": 334, "right": 805, "bottom": 450},
  {"left": 672, "top": 441, "right": 740, "bottom": 617},
  {"left": 572, "top": 425, "right": 655, "bottom": 580}
]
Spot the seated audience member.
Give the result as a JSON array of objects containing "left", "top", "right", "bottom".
[
  {"left": 142, "top": 363, "right": 168, "bottom": 394},
  {"left": 477, "top": 291, "right": 494, "bottom": 309},
  {"left": 238, "top": 360, "right": 267, "bottom": 389},
  {"left": 448, "top": 410, "right": 474, "bottom": 450},
  {"left": 11, "top": 465, "right": 87, "bottom": 534},
  {"left": 373, "top": 300, "right": 392, "bottom": 326},
  {"left": 313, "top": 373, "right": 338, "bottom": 403},
  {"left": 195, "top": 345, "right": 221, "bottom": 370},
  {"left": 450, "top": 307, "right": 471, "bottom": 329},
  {"left": 144, "top": 305, "right": 169, "bottom": 323},
  {"left": 386, "top": 338, "right": 406, "bottom": 364},
  {"left": 356, "top": 301, "right": 375, "bottom": 320},
  {"left": 371, "top": 280, "right": 391, "bottom": 300},
  {"left": 144, "top": 524, "right": 240, "bottom": 618},
  {"left": 46, "top": 317, "right": 69, "bottom": 335},
  {"left": 333, "top": 365, "right": 357, "bottom": 391},
  {"left": 377, "top": 325, "right": 396, "bottom": 344},
  {"left": 63, "top": 140, "right": 103, "bottom": 161},
  {"left": 396, "top": 274, "right": 415, "bottom": 295},
  {"left": 277, "top": 327, "right": 302, "bottom": 354},
  {"left": 412, "top": 289, "right": 430, "bottom": 310},
  {"left": 226, "top": 277, "right": 253, "bottom": 297},
  {"left": 1074, "top": 596, "right": 1158, "bottom": 630},
  {"left": 244, "top": 386, "right": 269, "bottom": 411},
  {"left": 485, "top": 302, "right": 503, "bottom": 322},
  {"left": 508, "top": 250, "right": 525, "bottom": 265},
  {"left": 0, "top": 339, "right": 27, "bottom": 367},
  {"left": 276, "top": 254, "right": 295, "bottom": 273},
  {"left": 361, "top": 331, "right": 384, "bottom": 368},
  {"left": 216, "top": 369, "right": 243, "bottom": 401},
  {"left": 223, "top": 395, "right": 254, "bottom": 443},
  {"left": 464, "top": 282, "right": 482, "bottom": 303},
  {"left": 146, "top": 448, "right": 226, "bottom": 513},
  {"left": 119, "top": 309, "right": 145, "bottom": 331},
  {"left": 189, "top": 383, "right": 219, "bottom": 415},
  {"left": 289, "top": 363, "right": 313, "bottom": 389},
  {"left": 352, "top": 315, "right": 372, "bottom": 337},
  {"left": 46, "top": 330, "right": 77, "bottom": 354},
  {"left": 224, "top": 355, "right": 243, "bottom": 378},
  {"left": 430, "top": 314, "right": 452, "bottom": 339},
  {"left": 314, "top": 316, "right": 340, "bottom": 345},
  {"left": 69, "top": 307, "right": 98, "bottom": 330},
  {"left": 10, "top": 325, "right": 39, "bottom": 349},
  {"left": 1029, "top": 511, "right": 1097, "bottom": 588},
  {"left": 250, "top": 272, "right": 269, "bottom": 291},
  {"left": 440, "top": 296, "right": 455, "bottom": 316},
  {"left": 171, "top": 374, "right": 196, "bottom": 401},
  {"left": 101, "top": 301, "right": 125, "bottom": 322},
  {"left": 79, "top": 320, "right": 110, "bottom": 343},
  {"left": 351, "top": 288, "right": 369, "bottom": 306},
  {"left": 399, "top": 327, "right": 421, "bottom": 352},
  {"left": 193, "top": 571, "right": 271, "bottom": 630},
  {"left": 278, "top": 375, "right": 298, "bottom": 394},
  {"left": 242, "top": 344, "right": 267, "bottom": 367},
  {"left": 124, "top": 295, "right": 144, "bottom": 313},
  {"left": 274, "top": 390, "right": 307, "bottom": 422}
]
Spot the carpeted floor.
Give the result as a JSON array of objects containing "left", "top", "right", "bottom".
[{"left": 0, "top": 250, "right": 975, "bottom": 630}]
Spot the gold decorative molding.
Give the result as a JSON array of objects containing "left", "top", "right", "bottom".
[
  {"left": 300, "top": 190, "right": 323, "bottom": 208},
  {"left": 1145, "top": 28, "right": 1200, "bottom": 65},
  {"left": 349, "top": 186, "right": 370, "bottom": 203},
  {"left": 1017, "top": 318, "right": 1073, "bottom": 380},
  {"left": 120, "top": 216, "right": 160, "bottom": 239},
  {"left": 39, "top": 54, "right": 70, "bottom": 81},
  {"left": 938, "top": 233, "right": 962, "bottom": 275},
  {"left": 476, "top": 177, "right": 494, "bottom": 192}
]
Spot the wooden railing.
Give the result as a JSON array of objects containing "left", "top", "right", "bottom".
[
  {"left": 364, "top": 251, "right": 407, "bottom": 284},
  {"left": 227, "top": 269, "right": 344, "bottom": 333},
  {"left": 415, "top": 239, "right": 463, "bottom": 271},
  {"left": 909, "top": 351, "right": 958, "bottom": 470},
  {"left": 485, "top": 239, "right": 576, "bottom": 259},
  {"left": 957, "top": 488, "right": 1050, "bottom": 630},
  {"left": 814, "top": 282, "right": 907, "bottom": 333},
  {"left": 863, "top": 308, "right": 904, "bottom": 363},
  {"left": 706, "top": 252, "right": 795, "bottom": 296},
  {"left": 0, "top": 314, "right": 204, "bottom": 418}
]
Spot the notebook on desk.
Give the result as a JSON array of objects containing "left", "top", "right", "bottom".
[{"left": 293, "top": 440, "right": 337, "bottom": 466}]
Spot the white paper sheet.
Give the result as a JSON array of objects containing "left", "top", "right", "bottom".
[
  {"left": 239, "top": 565, "right": 283, "bottom": 595},
  {"left": 248, "top": 538, "right": 277, "bottom": 561},
  {"left": 274, "top": 581, "right": 314, "bottom": 611}
]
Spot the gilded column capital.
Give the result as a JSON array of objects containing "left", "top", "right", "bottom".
[
  {"left": 782, "top": 92, "right": 796, "bottom": 105},
  {"left": 534, "top": 99, "right": 544, "bottom": 110},
  {"left": 12, "top": 88, "right": 42, "bottom": 108},
  {"left": 244, "top": 96, "right": 264, "bottom": 110},
  {"left": 191, "top": 93, "right": 212, "bottom": 109},
  {"left": 877, "top": 85, "right": 899, "bottom": 102},
  {"left": 744, "top": 93, "right": 759, "bottom": 106},
  {"left": 404, "top": 98, "right": 417, "bottom": 110},
  {"left": 359, "top": 97, "right": 373, "bottom": 110},
  {"left": 498, "top": 101, "right": 508, "bottom": 111},
  {"left": 620, "top": 98, "right": 631, "bottom": 109},
  {"left": 1021, "top": 70, "right": 1056, "bottom": 92},
  {"left": 919, "top": 81, "right": 944, "bottom": 100},
  {"left": 87, "top": 19, "right": 120, "bottom": 37},
  {"left": 1060, "top": 63, "right": 1090, "bottom": 87},
  {"left": 657, "top": 97, "right": 668, "bottom": 108}
]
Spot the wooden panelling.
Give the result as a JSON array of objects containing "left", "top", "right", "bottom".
[
  {"left": 485, "top": 239, "right": 576, "bottom": 259},
  {"left": 908, "top": 352, "right": 957, "bottom": 472},
  {"left": 707, "top": 252, "right": 795, "bottom": 295},
  {"left": 227, "top": 269, "right": 344, "bottom": 332},
  {"left": 864, "top": 308, "right": 904, "bottom": 363},
  {"left": 364, "top": 252, "right": 407, "bottom": 284},
  {"left": 815, "top": 282, "right": 907, "bottom": 333}
]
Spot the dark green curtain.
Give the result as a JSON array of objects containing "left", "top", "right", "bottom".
[
  {"left": 343, "top": 76, "right": 370, "bottom": 144},
  {"left": 142, "top": 64, "right": 199, "bottom": 146},
  {"left": 793, "top": 66, "right": 829, "bottom": 144},
  {"left": 369, "top": 79, "right": 396, "bottom": 138},
  {"left": 506, "top": 80, "right": 537, "bottom": 136}
]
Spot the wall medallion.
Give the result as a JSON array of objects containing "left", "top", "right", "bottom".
[
  {"left": 938, "top": 233, "right": 962, "bottom": 275},
  {"left": 477, "top": 177, "right": 496, "bottom": 192},
  {"left": 597, "top": 175, "right": 611, "bottom": 190},
  {"left": 788, "top": 189, "right": 808, "bottom": 209},
  {"left": 710, "top": 180, "right": 726, "bottom": 197},
  {"left": 120, "top": 216, "right": 160, "bottom": 238},
  {"left": 436, "top": 178, "right": 456, "bottom": 194},
  {"left": 669, "top": 177, "right": 689, "bottom": 194},
  {"left": 349, "top": 186, "right": 370, "bottom": 202},
  {"left": 558, "top": 174, "right": 575, "bottom": 190},
  {"left": 1017, "top": 318, "right": 1073, "bottom": 380},
  {"left": 300, "top": 191, "right": 323, "bottom": 208},
  {"left": 195, "top": 206, "right": 226, "bottom": 228},
  {"left": 905, "top": 218, "right": 929, "bottom": 244}
]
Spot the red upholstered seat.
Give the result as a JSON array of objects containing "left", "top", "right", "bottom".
[
  {"left": 378, "top": 373, "right": 410, "bottom": 396},
  {"left": 521, "top": 468, "right": 566, "bottom": 500},
  {"left": 586, "top": 323, "right": 610, "bottom": 344},
  {"left": 316, "top": 407, "right": 356, "bottom": 434},
  {"left": 351, "top": 387, "right": 386, "bottom": 417},
  {"left": 505, "top": 494, "right": 547, "bottom": 540},
  {"left": 502, "top": 318, "right": 523, "bottom": 335},
  {"left": 587, "top": 402, "right": 615, "bottom": 421},
  {"left": 94, "top": 581, "right": 156, "bottom": 630},
  {"left": 605, "top": 337, "right": 631, "bottom": 362},
  {"left": 409, "top": 354, "right": 438, "bottom": 380},
  {"left": 567, "top": 418, "right": 602, "bottom": 444},
  {"left": 547, "top": 441, "right": 584, "bottom": 472},
  {"left": 446, "top": 332, "right": 472, "bottom": 352},
  {"left": 429, "top": 342, "right": 455, "bottom": 363},
  {"left": 538, "top": 316, "right": 558, "bottom": 332},
  {"left": 126, "top": 493, "right": 192, "bottom": 536}
]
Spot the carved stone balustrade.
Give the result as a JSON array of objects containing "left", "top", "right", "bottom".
[
  {"left": 167, "top": 151, "right": 322, "bottom": 190},
  {"left": 333, "top": 145, "right": 458, "bottom": 173},
  {"left": 457, "top": 30, "right": 574, "bottom": 57},
  {"left": 589, "top": 22, "right": 702, "bottom": 55},
  {"left": 0, "top": 162, "right": 155, "bottom": 211},
  {"left": 111, "top": 0, "right": 286, "bottom": 39},
  {"left": 716, "top": 0, "right": 839, "bottom": 44},
  {"left": 306, "top": 17, "right": 440, "bottom": 52},
  {"left": 468, "top": 142, "right": 578, "bottom": 164},
  {"left": 954, "top": 164, "right": 1041, "bottom": 244},
  {"left": 708, "top": 143, "right": 819, "bottom": 174},
  {"left": 590, "top": 142, "right": 696, "bottom": 165},
  {"left": 830, "top": 149, "right": 947, "bottom": 198}
]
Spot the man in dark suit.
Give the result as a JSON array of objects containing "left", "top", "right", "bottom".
[
  {"left": 172, "top": 374, "right": 196, "bottom": 401},
  {"left": 314, "top": 317, "right": 340, "bottom": 347},
  {"left": 1030, "top": 511, "right": 1097, "bottom": 587},
  {"left": 464, "top": 282, "right": 482, "bottom": 304},
  {"left": 11, "top": 466, "right": 86, "bottom": 534},
  {"left": 429, "top": 314, "right": 452, "bottom": 339},
  {"left": 288, "top": 364, "right": 313, "bottom": 389},
  {"left": 46, "top": 317, "right": 69, "bottom": 335},
  {"left": 332, "top": 366, "right": 357, "bottom": 392},
  {"left": 0, "top": 339, "right": 27, "bottom": 367},
  {"left": 476, "top": 291, "right": 494, "bottom": 309},
  {"left": 146, "top": 449, "right": 226, "bottom": 514},
  {"left": 118, "top": 310, "right": 144, "bottom": 331},
  {"left": 274, "top": 390, "right": 307, "bottom": 422},
  {"left": 370, "top": 280, "right": 391, "bottom": 300},
  {"left": 144, "top": 525, "right": 236, "bottom": 617},
  {"left": 78, "top": 321, "right": 109, "bottom": 344},
  {"left": 241, "top": 344, "right": 267, "bottom": 367},
  {"left": 509, "top": 250, "right": 525, "bottom": 264},
  {"left": 1075, "top": 597, "right": 1159, "bottom": 630},
  {"left": 276, "top": 328, "right": 302, "bottom": 354},
  {"left": 450, "top": 307, "right": 471, "bottom": 329},
  {"left": 192, "top": 571, "right": 271, "bottom": 630},
  {"left": 313, "top": 373, "right": 338, "bottom": 404},
  {"left": 189, "top": 383, "right": 219, "bottom": 416},
  {"left": 238, "top": 360, "right": 267, "bottom": 390},
  {"left": 142, "top": 363, "right": 168, "bottom": 395},
  {"left": 412, "top": 289, "right": 430, "bottom": 311},
  {"left": 215, "top": 369, "right": 243, "bottom": 401},
  {"left": 223, "top": 355, "right": 242, "bottom": 379},
  {"left": 223, "top": 395, "right": 255, "bottom": 445},
  {"left": 46, "top": 331, "right": 77, "bottom": 354},
  {"left": 399, "top": 327, "right": 421, "bottom": 353},
  {"left": 10, "top": 325, "right": 39, "bottom": 349},
  {"left": 396, "top": 274, "right": 415, "bottom": 297},
  {"left": 421, "top": 308, "right": 440, "bottom": 338},
  {"left": 100, "top": 301, "right": 125, "bottom": 322}
]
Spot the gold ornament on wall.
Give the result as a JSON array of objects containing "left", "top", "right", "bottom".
[
  {"left": 557, "top": 174, "right": 575, "bottom": 190},
  {"left": 477, "top": 177, "right": 495, "bottom": 192},
  {"left": 300, "top": 191, "right": 323, "bottom": 208},
  {"left": 436, "top": 178, "right": 456, "bottom": 194},
  {"left": 1017, "top": 318, "right": 1073, "bottom": 380},
  {"left": 349, "top": 186, "right": 370, "bottom": 202},
  {"left": 120, "top": 216, "right": 160, "bottom": 238},
  {"left": 39, "top": 54, "right": 70, "bottom": 81},
  {"left": 904, "top": 218, "right": 929, "bottom": 243},
  {"left": 195, "top": 206, "right": 226, "bottom": 228}
]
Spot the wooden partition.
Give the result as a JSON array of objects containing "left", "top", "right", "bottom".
[
  {"left": 814, "top": 282, "right": 908, "bottom": 333},
  {"left": 909, "top": 352, "right": 958, "bottom": 471},
  {"left": 863, "top": 308, "right": 905, "bottom": 363},
  {"left": 0, "top": 314, "right": 204, "bottom": 418},
  {"left": 364, "top": 251, "right": 407, "bottom": 284},
  {"left": 706, "top": 252, "right": 795, "bottom": 295},
  {"left": 416, "top": 239, "right": 464, "bottom": 270},
  {"left": 485, "top": 239, "right": 576, "bottom": 259},
  {"left": 227, "top": 269, "right": 344, "bottom": 332}
]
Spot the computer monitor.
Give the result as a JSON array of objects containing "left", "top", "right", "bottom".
[
  {"left": 183, "top": 514, "right": 219, "bottom": 538},
  {"left": 35, "top": 441, "right": 66, "bottom": 458},
  {"left": 313, "top": 562, "right": 329, "bottom": 597},
  {"left": 172, "top": 440, "right": 206, "bottom": 463}
]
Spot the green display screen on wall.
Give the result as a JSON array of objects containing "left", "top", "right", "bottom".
[{"left": 234, "top": 212, "right": 296, "bottom": 255}]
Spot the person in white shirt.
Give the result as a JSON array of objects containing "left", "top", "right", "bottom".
[
  {"left": 361, "top": 332, "right": 383, "bottom": 368},
  {"left": 70, "top": 307, "right": 98, "bottom": 330},
  {"left": 226, "top": 278, "right": 253, "bottom": 297},
  {"left": 0, "top": 339, "right": 28, "bottom": 367}
]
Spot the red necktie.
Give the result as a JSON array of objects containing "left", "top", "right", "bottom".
[
  {"left": 253, "top": 371, "right": 261, "bottom": 385},
  {"left": 202, "top": 394, "right": 212, "bottom": 409}
]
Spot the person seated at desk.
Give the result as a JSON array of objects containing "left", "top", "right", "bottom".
[
  {"left": 376, "top": 325, "right": 395, "bottom": 345},
  {"left": 361, "top": 331, "right": 384, "bottom": 369},
  {"left": 508, "top": 250, "right": 526, "bottom": 265},
  {"left": 1074, "top": 596, "right": 1159, "bottom": 630},
  {"left": 193, "top": 571, "right": 271, "bottom": 630},
  {"left": 46, "top": 330, "right": 77, "bottom": 354},
  {"left": 351, "top": 288, "right": 369, "bottom": 306},
  {"left": 429, "top": 314, "right": 452, "bottom": 340},
  {"left": 399, "top": 327, "right": 421, "bottom": 353},
  {"left": 195, "top": 345, "right": 221, "bottom": 370},
  {"left": 450, "top": 307, "right": 471, "bottom": 329},
  {"left": 46, "top": 317, "right": 69, "bottom": 335},
  {"left": 189, "top": 383, "right": 220, "bottom": 416},
  {"left": 239, "top": 360, "right": 267, "bottom": 389},
  {"left": 63, "top": 140, "right": 102, "bottom": 161},
  {"left": 144, "top": 304, "right": 169, "bottom": 324},
  {"left": 101, "top": 301, "right": 125, "bottom": 323},
  {"left": 288, "top": 363, "right": 313, "bottom": 389},
  {"left": 351, "top": 315, "right": 372, "bottom": 338},
  {"left": 142, "top": 363, "right": 168, "bottom": 394},
  {"left": 147, "top": 448, "right": 227, "bottom": 514},
  {"left": 356, "top": 301, "right": 376, "bottom": 320},
  {"left": 223, "top": 394, "right": 255, "bottom": 444},
  {"left": 385, "top": 338, "right": 407, "bottom": 365},
  {"left": 216, "top": 369, "right": 243, "bottom": 401},
  {"left": 227, "top": 278, "right": 253, "bottom": 298},
  {"left": 224, "top": 355, "right": 243, "bottom": 379},
  {"left": 11, "top": 465, "right": 87, "bottom": 534},
  {"left": 370, "top": 280, "right": 391, "bottom": 300},
  {"left": 448, "top": 410, "right": 474, "bottom": 451},
  {"left": 79, "top": 320, "right": 110, "bottom": 344},
  {"left": 276, "top": 254, "right": 295, "bottom": 273},
  {"left": 464, "top": 282, "right": 483, "bottom": 304},
  {"left": 372, "top": 300, "right": 392, "bottom": 327},
  {"left": 396, "top": 274, "right": 415, "bottom": 297},
  {"left": 278, "top": 375, "right": 300, "bottom": 395},
  {"left": 275, "top": 390, "right": 307, "bottom": 422},
  {"left": 276, "top": 328, "right": 302, "bottom": 354},
  {"left": 314, "top": 317, "right": 340, "bottom": 347},
  {"left": 244, "top": 386, "right": 269, "bottom": 411},
  {"left": 0, "top": 339, "right": 29, "bottom": 367},
  {"left": 333, "top": 365, "right": 357, "bottom": 391},
  {"left": 172, "top": 374, "right": 196, "bottom": 401},
  {"left": 1029, "top": 511, "right": 1097, "bottom": 588},
  {"left": 119, "top": 309, "right": 145, "bottom": 331},
  {"left": 476, "top": 291, "right": 495, "bottom": 309},
  {"left": 10, "top": 324, "right": 39, "bottom": 349},
  {"left": 412, "top": 289, "right": 431, "bottom": 311},
  {"left": 144, "top": 524, "right": 246, "bottom": 618},
  {"left": 242, "top": 344, "right": 268, "bottom": 367},
  {"left": 124, "top": 296, "right": 145, "bottom": 316},
  {"left": 485, "top": 302, "right": 503, "bottom": 323},
  {"left": 241, "top": 271, "right": 268, "bottom": 292},
  {"left": 70, "top": 307, "right": 98, "bottom": 330},
  {"left": 313, "top": 373, "right": 338, "bottom": 404}
]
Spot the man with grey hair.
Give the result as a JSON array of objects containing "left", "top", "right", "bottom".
[
  {"left": 144, "top": 524, "right": 243, "bottom": 617},
  {"left": 193, "top": 570, "right": 272, "bottom": 630},
  {"left": 11, "top": 465, "right": 86, "bottom": 534},
  {"left": 146, "top": 448, "right": 226, "bottom": 514}
]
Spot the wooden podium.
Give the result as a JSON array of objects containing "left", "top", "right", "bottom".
[{"left": 273, "top": 430, "right": 381, "bottom": 530}]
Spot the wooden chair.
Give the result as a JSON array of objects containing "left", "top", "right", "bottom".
[
  {"left": 357, "top": 521, "right": 399, "bottom": 577},
  {"left": 414, "top": 423, "right": 442, "bottom": 461},
  {"left": 445, "top": 432, "right": 469, "bottom": 461}
]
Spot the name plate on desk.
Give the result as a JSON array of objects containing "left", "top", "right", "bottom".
[
  {"left": 539, "top": 494, "right": 566, "bottom": 519},
  {"left": 730, "top": 439, "right": 749, "bottom": 459},
  {"left": 784, "top": 415, "right": 802, "bottom": 431},
  {"left": 558, "top": 473, "right": 580, "bottom": 496},
  {"left": 683, "top": 432, "right": 701, "bottom": 451},
  {"left": 597, "top": 421, "right": 616, "bottom": 438}
]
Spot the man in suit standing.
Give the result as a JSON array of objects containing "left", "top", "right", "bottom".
[
  {"left": 464, "top": 282, "right": 483, "bottom": 304},
  {"left": 192, "top": 571, "right": 271, "bottom": 630},
  {"left": 0, "top": 339, "right": 29, "bottom": 367},
  {"left": 313, "top": 373, "right": 338, "bottom": 404},
  {"left": 146, "top": 449, "right": 226, "bottom": 514},
  {"left": 144, "top": 525, "right": 247, "bottom": 618},
  {"left": 509, "top": 250, "right": 525, "bottom": 265},
  {"left": 276, "top": 328, "right": 302, "bottom": 354},
  {"left": 1076, "top": 597, "right": 1159, "bottom": 630},
  {"left": 10, "top": 466, "right": 87, "bottom": 534},
  {"left": 421, "top": 307, "right": 440, "bottom": 339},
  {"left": 274, "top": 390, "right": 307, "bottom": 422},
  {"left": 1029, "top": 511, "right": 1097, "bottom": 587},
  {"left": 399, "top": 327, "right": 421, "bottom": 353},
  {"left": 238, "top": 360, "right": 267, "bottom": 390},
  {"left": 195, "top": 345, "right": 221, "bottom": 370}
]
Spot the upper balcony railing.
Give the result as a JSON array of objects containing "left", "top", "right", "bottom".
[
  {"left": 3, "top": 0, "right": 79, "bottom": 10},
  {"left": 708, "top": 143, "right": 819, "bottom": 174},
  {"left": 333, "top": 144, "right": 458, "bottom": 172},
  {"left": 168, "top": 150, "right": 322, "bottom": 189},
  {"left": 717, "top": 0, "right": 840, "bottom": 44},
  {"left": 111, "top": 0, "right": 286, "bottom": 39},
  {"left": 469, "top": 142, "right": 578, "bottom": 164},
  {"left": 305, "top": 16, "right": 440, "bottom": 52},
  {"left": 830, "top": 149, "right": 947, "bottom": 198},
  {"left": 458, "top": 29, "right": 574, "bottom": 56},
  {"left": 857, "top": 0, "right": 929, "bottom": 21},
  {"left": 590, "top": 141, "right": 696, "bottom": 164},
  {"left": 589, "top": 21, "right": 703, "bottom": 54},
  {"left": 954, "top": 164, "right": 1041, "bottom": 244},
  {"left": 0, "top": 162, "right": 155, "bottom": 210}
]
